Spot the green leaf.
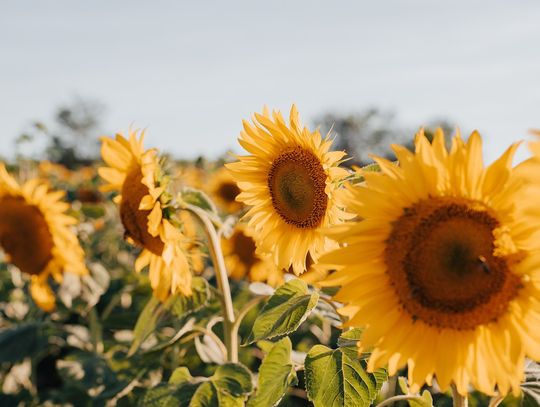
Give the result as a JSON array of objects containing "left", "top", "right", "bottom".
[
  {"left": 337, "top": 328, "right": 364, "bottom": 349},
  {"left": 0, "top": 322, "right": 47, "bottom": 362},
  {"left": 169, "top": 367, "right": 193, "bottom": 385},
  {"left": 128, "top": 296, "right": 162, "bottom": 356},
  {"left": 139, "top": 384, "right": 184, "bottom": 407},
  {"left": 145, "top": 364, "right": 252, "bottom": 407},
  {"left": 248, "top": 337, "right": 297, "bottom": 407},
  {"left": 245, "top": 279, "right": 319, "bottom": 344},
  {"left": 129, "top": 277, "right": 211, "bottom": 355},
  {"left": 361, "top": 163, "right": 381, "bottom": 172},
  {"left": 168, "top": 277, "right": 211, "bottom": 317},
  {"left": 190, "top": 382, "right": 219, "bottom": 407},
  {"left": 181, "top": 187, "right": 218, "bottom": 214},
  {"left": 522, "top": 360, "right": 540, "bottom": 406},
  {"left": 305, "top": 344, "right": 387, "bottom": 407},
  {"left": 397, "top": 377, "right": 434, "bottom": 407},
  {"left": 212, "top": 363, "right": 253, "bottom": 397}
]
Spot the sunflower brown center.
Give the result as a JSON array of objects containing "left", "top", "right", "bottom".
[
  {"left": 218, "top": 182, "right": 240, "bottom": 203},
  {"left": 385, "top": 197, "right": 523, "bottom": 330},
  {"left": 232, "top": 230, "right": 259, "bottom": 268},
  {"left": 120, "top": 167, "right": 164, "bottom": 255},
  {"left": 267, "top": 147, "right": 328, "bottom": 229},
  {"left": 0, "top": 196, "right": 54, "bottom": 275}
]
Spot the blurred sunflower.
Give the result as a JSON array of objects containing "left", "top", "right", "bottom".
[
  {"left": 0, "top": 164, "right": 87, "bottom": 311},
  {"left": 222, "top": 224, "right": 283, "bottom": 287},
  {"left": 227, "top": 105, "right": 350, "bottom": 275},
  {"left": 177, "top": 164, "right": 206, "bottom": 190},
  {"left": 208, "top": 166, "right": 243, "bottom": 214},
  {"left": 320, "top": 129, "right": 540, "bottom": 396},
  {"left": 38, "top": 160, "right": 71, "bottom": 180},
  {"left": 99, "top": 130, "right": 193, "bottom": 300}
]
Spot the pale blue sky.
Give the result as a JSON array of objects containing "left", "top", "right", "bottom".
[{"left": 1, "top": 0, "right": 539, "bottom": 163}]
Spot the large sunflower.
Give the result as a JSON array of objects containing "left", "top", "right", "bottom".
[
  {"left": 320, "top": 129, "right": 540, "bottom": 396},
  {"left": 99, "top": 130, "right": 193, "bottom": 300},
  {"left": 227, "top": 105, "right": 350, "bottom": 275},
  {"left": 0, "top": 164, "right": 87, "bottom": 311},
  {"left": 222, "top": 224, "right": 284, "bottom": 287}
]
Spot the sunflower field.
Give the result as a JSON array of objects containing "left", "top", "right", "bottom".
[{"left": 1, "top": 106, "right": 540, "bottom": 407}]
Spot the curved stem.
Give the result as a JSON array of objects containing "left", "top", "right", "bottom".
[
  {"left": 451, "top": 383, "right": 468, "bottom": 407},
  {"left": 185, "top": 204, "right": 238, "bottom": 362},
  {"left": 375, "top": 395, "right": 426, "bottom": 407},
  {"left": 231, "top": 296, "right": 267, "bottom": 343}
]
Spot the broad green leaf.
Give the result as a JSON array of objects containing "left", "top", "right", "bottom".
[
  {"left": 139, "top": 384, "right": 184, "bottom": 407},
  {"left": 337, "top": 329, "right": 387, "bottom": 390},
  {"left": 397, "top": 377, "right": 434, "bottom": 407},
  {"left": 0, "top": 323, "right": 47, "bottom": 362},
  {"left": 212, "top": 363, "right": 253, "bottom": 397},
  {"left": 255, "top": 340, "right": 275, "bottom": 354},
  {"left": 522, "top": 360, "right": 540, "bottom": 406},
  {"left": 129, "top": 277, "right": 210, "bottom": 355},
  {"left": 247, "top": 337, "right": 297, "bottom": 407},
  {"left": 146, "top": 363, "right": 252, "bottom": 407},
  {"left": 337, "top": 328, "right": 364, "bottom": 348},
  {"left": 190, "top": 382, "right": 219, "bottom": 407},
  {"left": 169, "top": 367, "right": 193, "bottom": 384},
  {"left": 305, "top": 344, "right": 387, "bottom": 407},
  {"left": 245, "top": 279, "right": 319, "bottom": 344},
  {"left": 181, "top": 188, "right": 218, "bottom": 214}
]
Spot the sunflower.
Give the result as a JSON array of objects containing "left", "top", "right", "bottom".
[
  {"left": 176, "top": 164, "right": 206, "bottom": 190},
  {"left": 208, "top": 166, "right": 243, "bottom": 214},
  {"left": 319, "top": 129, "right": 540, "bottom": 396},
  {"left": 0, "top": 164, "right": 87, "bottom": 311},
  {"left": 99, "top": 129, "right": 194, "bottom": 300},
  {"left": 227, "top": 105, "right": 350, "bottom": 275},
  {"left": 222, "top": 224, "right": 284, "bottom": 287}
]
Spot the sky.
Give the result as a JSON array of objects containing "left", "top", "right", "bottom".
[{"left": 1, "top": 0, "right": 539, "bottom": 163}]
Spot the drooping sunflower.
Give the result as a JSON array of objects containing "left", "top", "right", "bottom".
[
  {"left": 99, "top": 129, "right": 194, "bottom": 300},
  {"left": 208, "top": 166, "right": 243, "bottom": 214},
  {"left": 319, "top": 129, "right": 540, "bottom": 396},
  {"left": 222, "top": 224, "right": 284, "bottom": 287},
  {"left": 0, "top": 164, "right": 87, "bottom": 311},
  {"left": 227, "top": 105, "right": 350, "bottom": 275}
]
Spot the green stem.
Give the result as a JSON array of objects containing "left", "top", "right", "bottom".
[
  {"left": 231, "top": 296, "right": 267, "bottom": 343},
  {"left": 88, "top": 308, "right": 103, "bottom": 353},
  {"left": 185, "top": 204, "right": 238, "bottom": 363},
  {"left": 375, "top": 395, "right": 426, "bottom": 407},
  {"left": 451, "top": 383, "right": 468, "bottom": 407}
]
